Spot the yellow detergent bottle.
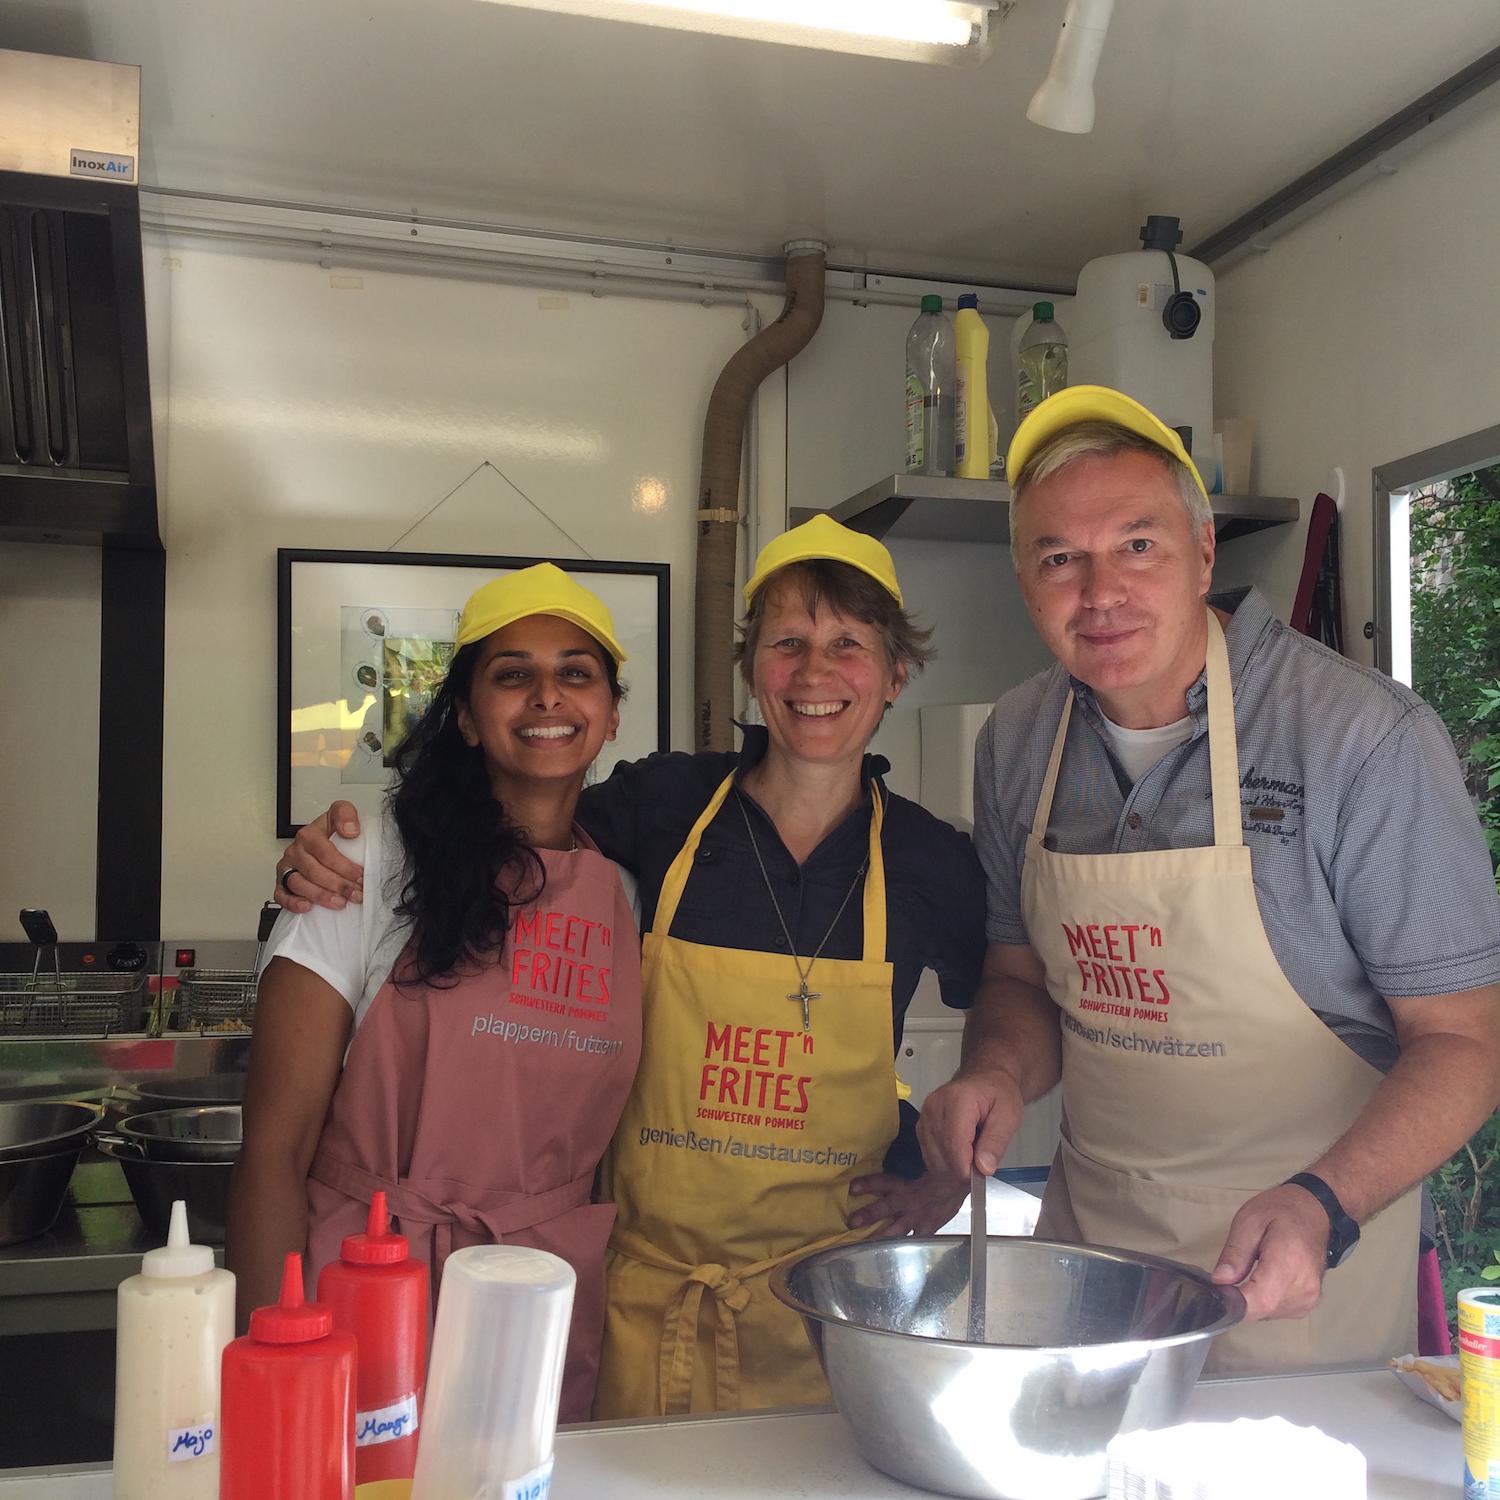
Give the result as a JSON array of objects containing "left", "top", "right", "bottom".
[{"left": 954, "top": 293, "right": 991, "bottom": 479}]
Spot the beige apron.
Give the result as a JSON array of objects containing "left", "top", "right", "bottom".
[
  {"left": 1025, "top": 609, "right": 1419, "bottom": 1375},
  {"left": 594, "top": 772, "right": 899, "bottom": 1417}
]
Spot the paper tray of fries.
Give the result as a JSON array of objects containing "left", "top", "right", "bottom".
[{"left": 1390, "top": 1353, "right": 1461, "bottom": 1421}]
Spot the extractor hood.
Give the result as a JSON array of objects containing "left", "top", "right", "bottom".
[{"left": 0, "top": 48, "right": 158, "bottom": 549}]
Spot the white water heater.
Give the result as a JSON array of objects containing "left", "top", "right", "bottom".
[{"left": 1067, "top": 214, "right": 1215, "bottom": 480}]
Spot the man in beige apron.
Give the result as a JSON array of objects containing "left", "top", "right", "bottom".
[{"left": 920, "top": 385, "right": 1500, "bottom": 1375}]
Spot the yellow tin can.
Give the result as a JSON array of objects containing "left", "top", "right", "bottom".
[{"left": 1460, "top": 1286, "right": 1500, "bottom": 1498}]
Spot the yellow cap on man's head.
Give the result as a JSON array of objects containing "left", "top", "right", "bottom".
[
  {"left": 743, "top": 513, "right": 903, "bottom": 608},
  {"left": 455, "top": 562, "right": 627, "bottom": 664},
  {"left": 1005, "top": 384, "right": 1209, "bottom": 501}
]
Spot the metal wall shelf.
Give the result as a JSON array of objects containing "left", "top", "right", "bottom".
[{"left": 792, "top": 473, "right": 1299, "bottom": 546}]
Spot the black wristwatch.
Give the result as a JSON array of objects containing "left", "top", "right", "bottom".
[{"left": 1284, "top": 1172, "right": 1360, "bottom": 1269}]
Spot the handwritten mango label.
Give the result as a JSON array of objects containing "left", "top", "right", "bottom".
[{"left": 355, "top": 1392, "right": 419, "bottom": 1448}]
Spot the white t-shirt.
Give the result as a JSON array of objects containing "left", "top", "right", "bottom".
[
  {"left": 260, "top": 813, "right": 640, "bottom": 1036},
  {"left": 1098, "top": 713, "right": 1195, "bottom": 785}
]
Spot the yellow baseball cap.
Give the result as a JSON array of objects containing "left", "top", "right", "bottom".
[
  {"left": 742, "top": 513, "right": 903, "bottom": 608},
  {"left": 1005, "top": 384, "right": 1209, "bottom": 501},
  {"left": 455, "top": 562, "right": 627, "bottom": 665}
]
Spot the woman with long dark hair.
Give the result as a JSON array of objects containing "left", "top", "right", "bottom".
[
  {"left": 274, "top": 518, "right": 987, "bottom": 1418},
  {"left": 228, "top": 563, "right": 642, "bottom": 1422}
]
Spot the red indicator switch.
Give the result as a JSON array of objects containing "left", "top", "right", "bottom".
[{"left": 175, "top": 948, "right": 196, "bottom": 968}]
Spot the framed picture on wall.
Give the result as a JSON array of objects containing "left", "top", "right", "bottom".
[{"left": 276, "top": 548, "right": 670, "bottom": 837}]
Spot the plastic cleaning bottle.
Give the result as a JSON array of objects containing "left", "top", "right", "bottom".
[
  {"left": 318, "top": 1190, "right": 429, "bottom": 1486},
  {"left": 904, "top": 294, "right": 955, "bottom": 476},
  {"left": 220, "top": 1252, "right": 357, "bottom": 1500},
  {"left": 953, "top": 293, "right": 991, "bottom": 479},
  {"left": 113, "top": 1200, "right": 236, "bottom": 1500},
  {"left": 1017, "top": 300, "right": 1069, "bottom": 423}
]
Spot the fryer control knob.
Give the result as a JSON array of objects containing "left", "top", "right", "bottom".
[{"left": 106, "top": 942, "right": 148, "bottom": 972}]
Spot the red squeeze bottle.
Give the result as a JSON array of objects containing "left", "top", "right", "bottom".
[
  {"left": 318, "top": 1190, "right": 429, "bottom": 1485},
  {"left": 220, "top": 1252, "right": 356, "bottom": 1500}
]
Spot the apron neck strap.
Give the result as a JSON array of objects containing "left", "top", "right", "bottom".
[
  {"left": 650, "top": 770, "right": 889, "bottom": 962},
  {"left": 861, "top": 787, "right": 887, "bottom": 963},
  {"left": 1033, "top": 607, "right": 1241, "bottom": 849},
  {"left": 1204, "top": 608, "right": 1242, "bottom": 847},
  {"left": 651, "top": 771, "right": 736, "bottom": 939}
]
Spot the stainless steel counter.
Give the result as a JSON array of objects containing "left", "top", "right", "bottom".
[
  {"left": 0, "top": 1368, "right": 1460, "bottom": 1498},
  {"left": 0, "top": 1157, "right": 222, "bottom": 1335}
]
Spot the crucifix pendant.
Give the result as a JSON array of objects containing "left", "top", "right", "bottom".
[{"left": 788, "top": 981, "right": 821, "bottom": 1031}]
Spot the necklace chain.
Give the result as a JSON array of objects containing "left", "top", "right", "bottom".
[{"left": 734, "top": 792, "right": 866, "bottom": 1026}]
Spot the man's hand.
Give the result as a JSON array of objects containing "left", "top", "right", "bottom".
[
  {"left": 848, "top": 1170, "right": 969, "bottom": 1238},
  {"left": 274, "top": 800, "right": 366, "bottom": 913},
  {"left": 1210, "top": 1183, "right": 1331, "bottom": 1322},
  {"left": 916, "top": 1070, "right": 1025, "bottom": 1180},
  {"left": 916, "top": 942, "right": 1060, "bottom": 1179}
]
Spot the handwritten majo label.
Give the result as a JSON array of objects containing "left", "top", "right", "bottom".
[
  {"left": 167, "top": 1423, "right": 215, "bottom": 1461},
  {"left": 355, "top": 1392, "right": 419, "bottom": 1447}
]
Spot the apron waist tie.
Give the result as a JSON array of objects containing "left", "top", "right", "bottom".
[
  {"left": 311, "top": 1151, "right": 594, "bottom": 1268},
  {"left": 610, "top": 1221, "right": 877, "bottom": 1416}
]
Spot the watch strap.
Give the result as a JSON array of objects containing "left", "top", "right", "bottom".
[{"left": 1284, "top": 1171, "right": 1359, "bottom": 1267}]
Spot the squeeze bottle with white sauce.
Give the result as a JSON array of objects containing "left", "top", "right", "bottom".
[
  {"left": 318, "top": 1189, "right": 429, "bottom": 1486},
  {"left": 220, "top": 1251, "right": 356, "bottom": 1500},
  {"left": 953, "top": 293, "right": 992, "bottom": 479},
  {"left": 112, "top": 1198, "right": 235, "bottom": 1500}
]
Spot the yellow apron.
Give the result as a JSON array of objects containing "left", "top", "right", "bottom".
[
  {"left": 1025, "top": 610, "right": 1419, "bottom": 1375},
  {"left": 594, "top": 772, "right": 899, "bottom": 1416}
]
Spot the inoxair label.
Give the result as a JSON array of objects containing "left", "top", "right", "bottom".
[{"left": 70, "top": 149, "right": 135, "bottom": 181}]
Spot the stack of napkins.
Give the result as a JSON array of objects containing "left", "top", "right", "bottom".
[{"left": 1105, "top": 1417, "right": 1366, "bottom": 1499}]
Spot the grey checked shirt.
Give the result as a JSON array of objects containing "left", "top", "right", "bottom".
[{"left": 973, "top": 587, "right": 1500, "bottom": 1070}]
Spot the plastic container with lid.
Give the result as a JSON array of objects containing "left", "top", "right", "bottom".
[
  {"left": 953, "top": 293, "right": 991, "bottom": 480},
  {"left": 1067, "top": 214, "right": 1215, "bottom": 477},
  {"left": 318, "top": 1190, "right": 429, "bottom": 1485},
  {"left": 411, "top": 1245, "right": 575, "bottom": 1500},
  {"left": 113, "top": 1199, "right": 236, "bottom": 1500},
  {"left": 220, "top": 1252, "right": 356, "bottom": 1500}
]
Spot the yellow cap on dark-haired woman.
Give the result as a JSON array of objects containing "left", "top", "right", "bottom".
[{"left": 455, "top": 563, "right": 627, "bottom": 664}]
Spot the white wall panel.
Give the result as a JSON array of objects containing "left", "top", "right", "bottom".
[
  {"left": 785, "top": 300, "right": 1047, "bottom": 798},
  {"left": 0, "top": 545, "right": 101, "bottom": 940},
  {"left": 1215, "top": 101, "right": 1500, "bottom": 654},
  {"left": 149, "top": 241, "right": 754, "bottom": 936}
]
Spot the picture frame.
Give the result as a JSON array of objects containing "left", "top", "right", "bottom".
[{"left": 276, "top": 548, "right": 670, "bottom": 837}]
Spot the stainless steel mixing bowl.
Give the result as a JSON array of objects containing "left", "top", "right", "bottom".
[
  {"left": 772, "top": 1236, "right": 1245, "bottom": 1500},
  {"left": 95, "top": 1136, "right": 232, "bottom": 1245},
  {"left": 128, "top": 1073, "right": 246, "bottom": 1111},
  {"left": 0, "top": 1100, "right": 104, "bottom": 1162},
  {"left": 116, "top": 1105, "right": 242, "bottom": 1162},
  {"left": 0, "top": 1101, "right": 103, "bottom": 1245}
]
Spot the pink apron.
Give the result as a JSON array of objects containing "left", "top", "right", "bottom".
[{"left": 304, "top": 836, "right": 642, "bottom": 1422}]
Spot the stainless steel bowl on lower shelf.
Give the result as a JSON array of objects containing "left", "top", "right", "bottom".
[
  {"left": 116, "top": 1105, "right": 242, "bottom": 1163},
  {"left": 0, "top": 1100, "right": 104, "bottom": 1246},
  {"left": 772, "top": 1236, "right": 1245, "bottom": 1500},
  {"left": 94, "top": 1136, "right": 233, "bottom": 1246}
]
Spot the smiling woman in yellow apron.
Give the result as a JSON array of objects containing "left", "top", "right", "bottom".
[
  {"left": 270, "top": 518, "right": 990, "bottom": 1417},
  {"left": 591, "top": 516, "right": 985, "bottom": 1416}
]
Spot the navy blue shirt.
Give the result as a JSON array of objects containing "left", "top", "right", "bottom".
[{"left": 577, "top": 725, "right": 987, "bottom": 1175}]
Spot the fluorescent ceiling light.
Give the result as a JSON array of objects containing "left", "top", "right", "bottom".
[
  {"left": 1027, "top": 0, "right": 1114, "bottom": 133},
  {"left": 479, "top": 0, "right": 1006, "bottom": 64}
]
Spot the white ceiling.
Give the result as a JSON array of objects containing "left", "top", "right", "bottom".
[{"left": 8, "top": 0, "right": 1500, "bottom": 284}]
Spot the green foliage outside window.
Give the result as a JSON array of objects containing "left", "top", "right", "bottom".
[{"left": 1409, "top": 466, "right": 1500, "bottom": 1331}]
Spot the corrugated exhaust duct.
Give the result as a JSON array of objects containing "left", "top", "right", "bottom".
[{"left": 693, "top": 239, "right": 827, "bottom": 751}]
